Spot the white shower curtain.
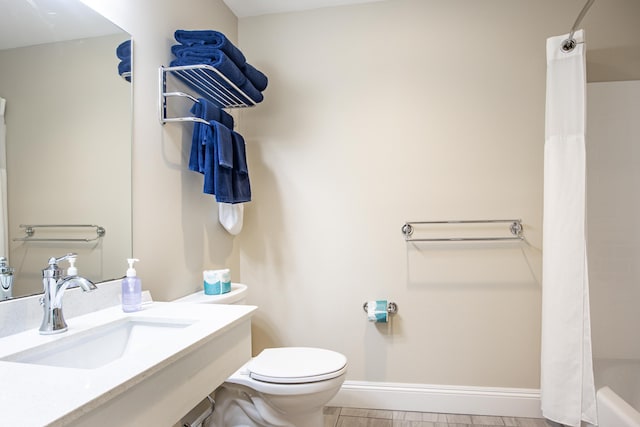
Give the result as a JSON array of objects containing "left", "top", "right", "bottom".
[
  {"left": 541, "top": 30, "right": 597, "bottom": 427},
  {"left": 0, "top": 97, "right": 8, "bottom": 258}
]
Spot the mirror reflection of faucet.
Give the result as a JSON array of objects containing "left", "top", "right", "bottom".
[
  {"left": 39, "top": 253, "right": 97, "bottom": 335},
  {"left": 0, "top": 257, "right": 14, "bottom": 301}
]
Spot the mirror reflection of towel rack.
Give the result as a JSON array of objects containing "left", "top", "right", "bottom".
[
  {"left": 401, "top": 219, "right": 524, "bottom": 242},
  {"left": 13, "top": 224, "right": 106, "bottom": 242}
]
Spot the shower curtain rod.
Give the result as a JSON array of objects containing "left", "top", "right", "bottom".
[{"left": 562, "top": 0, "right": 596, "bottom": 52}]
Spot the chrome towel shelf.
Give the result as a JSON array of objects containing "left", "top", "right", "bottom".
[
  {"left": 14, "top": 224, "right": 106, "bottom": 242},
  {"left": 402, "top": 219, "right": 523, "bottom": 242},
  {"left": 159, "top": 64, "right": 256, "bottom": 125}
]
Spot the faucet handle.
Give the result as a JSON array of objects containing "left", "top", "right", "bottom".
[
  {"left": 0, "top": 257, "right": 14, "bottom": 275},
  {"left": 43, "top": 253, "right": 77, "bottom": 278},
  {"left": 48, "top": 253, "right": 77, "bottom": 267}
]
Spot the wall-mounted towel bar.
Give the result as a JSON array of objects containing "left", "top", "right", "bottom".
[
  {"left": 402, "top": 219, "right": 523, "bottom": 242},
  {"left": 13, "top": 224, "right": 106, "bottom": 242},
  {"left": 159, "top": 64, "right": 256, "bottom": 125}
]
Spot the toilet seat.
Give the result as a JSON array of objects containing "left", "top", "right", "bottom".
[{"left": 247, "top": 347, "right": 347, "bottom": 384}]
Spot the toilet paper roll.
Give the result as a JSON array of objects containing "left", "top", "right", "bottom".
[
  {"left": 203, "top": 269, "right": 233, "bottom": 295},
  {"left": 203, "top": 270, "right": 221, "bottom": 295},
  {"left": 219, "top": 269, "right": 231, "bottom": 294},
  {"left": 367, "top": 300, "right": 388, "bottom": 323}
]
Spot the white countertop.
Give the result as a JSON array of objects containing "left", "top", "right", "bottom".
[{"left": 0, "top": 302, "right": 257, "bottom": 426}]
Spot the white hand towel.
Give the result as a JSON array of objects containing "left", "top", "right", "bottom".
[{"left": 219, "top": 203, "right": 244, "bottom": 235}]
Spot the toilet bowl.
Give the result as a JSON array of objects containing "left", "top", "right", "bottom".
[
  {"left": 208, "top": 347, "right": 347, "bottom": 427},
  {"left": 175, "top": 287, "right": 347, "bottom": 427}
]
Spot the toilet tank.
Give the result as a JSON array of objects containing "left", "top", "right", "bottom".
[{"left": 173, "top": 283, "right": 248, "bottom": 305}]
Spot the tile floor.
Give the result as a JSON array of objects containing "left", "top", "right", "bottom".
[{"left": 323, "top": 407, "right": 557, "bottom": 427}]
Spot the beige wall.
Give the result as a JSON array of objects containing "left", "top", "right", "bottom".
[
  {"left": 583, "top": 0, "right": 640, "bottom": 82},
  {"left": 234, "top": 0, "right": 640, "bottom": 388},
  {"left": 80, "top": 0, "right": 241, "bottom": 302},
  {"left": 78, "top": 0, "right": 640, "bottom": 390},
  {"left": 587, "top": 81, "right": 640, "bottom": 361},
  {"left": 236, "top": 0, "right": 548, "bottom": 388}
]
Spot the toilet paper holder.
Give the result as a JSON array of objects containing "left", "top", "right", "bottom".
[{"left": 362, "top": 301, "right": 398, "bottom": 315}]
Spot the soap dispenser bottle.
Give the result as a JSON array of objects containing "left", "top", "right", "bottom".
[{"left": 122, "top": 258, "right": 142, "bottom": 312}]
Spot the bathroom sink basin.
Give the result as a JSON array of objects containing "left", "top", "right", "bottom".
[
  {"left": 0, "top": 301, "right": 257, "bottom": 426},
  {"left": 1, "top": 316, "right": 194, "bottom": 369}
]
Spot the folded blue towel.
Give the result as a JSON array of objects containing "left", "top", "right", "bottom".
[
  {"left": 173, "top": 49, "right": 246, "bottom": 86},
  {"left": 172, "top": 45, "right": 268, "bottom": 92},
  {"left": 174, "top": 30, "right": 246, "bottom": 69},
  {"left": 170, "top": 53, "right": 263, "bottom": 105},
  {"left": 189, "top": 99, "right": 234, "bottom": 174},
  {"left": 240, "top": 63, "right": 268, "bottom": 92},
  {"left": 171, "top": 44, "right": 215, "bottom": 58},
  {"left": 116, "top": 40, "right": 131, "bottom": 60}
]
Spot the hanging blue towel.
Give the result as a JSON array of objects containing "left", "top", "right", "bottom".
[
  {"left": 189, "top": 99, "right": 234, "bottom": 174},
  {"left": 202, "top": 124, "right": 218, "bottom": 195},
  {"left": 202, "top": 122, "right": 234, "bottom": 201},
  {"left": 174, "top": 30, "right": 246, "bottom": 69},
  {"left": 170, "top": 52, "right": 264, "bottom": 105},
  {"left": 230, "top": 131, "right": 251, "bottom": 203},
  {"left": 200, "top": 123, "right": 251, "bottom": 204}
]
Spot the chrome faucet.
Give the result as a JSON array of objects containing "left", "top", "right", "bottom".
[
  {"left": 0, "top": 257, "right": 14, "bottom": 300},
  {"left": 39, "top": 253, "right": 97, "bottom": 335}
]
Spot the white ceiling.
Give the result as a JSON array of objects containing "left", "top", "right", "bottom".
[
  {"left": 0, "top": 0, "right": 124, "bottom": 50},
  {"left": 0, "top": 0, "right": 386, "bottom": 50},
  {"left": 222, "top": 0, "right": 387, "bottom": 18},
  {"left": 0, "top": 0, "right": 384, "bottom": 50}
]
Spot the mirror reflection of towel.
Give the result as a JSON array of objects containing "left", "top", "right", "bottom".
[{"left": 116, "top": 40, "right": 132, "bottom": 82}]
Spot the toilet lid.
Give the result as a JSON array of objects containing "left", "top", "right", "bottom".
[{"left": 248, "top": 347, "right": 347, "bottom": 384}]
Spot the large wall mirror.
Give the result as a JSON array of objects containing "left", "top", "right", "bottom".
[{"left": 0, "top": 0, "right": 132, "bottom": 299}]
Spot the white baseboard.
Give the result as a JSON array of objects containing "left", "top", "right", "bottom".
[{"left": 329, "top": 381, "right": 543, "bottom": 419}]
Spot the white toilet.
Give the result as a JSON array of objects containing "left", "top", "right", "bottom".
[{"left": 175, "top": 284, "right": 348, "bottom": 427}]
